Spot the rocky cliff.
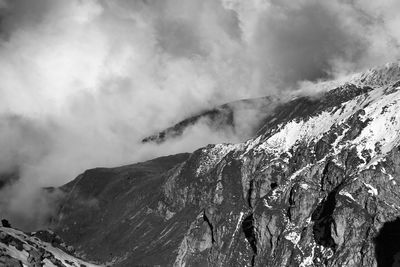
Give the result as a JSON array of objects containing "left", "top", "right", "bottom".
[{"left": 51, "top": 63, "right": 400, "bottom": 266}]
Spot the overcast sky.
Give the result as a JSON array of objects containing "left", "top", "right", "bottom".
[{"left": 1, "top": 0, "right": 400, "bottom": 228}]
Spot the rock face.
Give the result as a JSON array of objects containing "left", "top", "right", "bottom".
[
  {"left": 54, "top": 153, "right": 191, "bottom": 266},
  {"left": 0, "top": 226, "right": 99, "bottom": 267},
  {"left": 53, "top": 62, "right": 400, "bottom": 266}
]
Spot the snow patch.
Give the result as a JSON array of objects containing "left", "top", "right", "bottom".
[
  {"left": 263, "top": 199, "right": 272, "bottom": 208},
  {"left": 196, "top": 143, "right": 241, "bottom": 175},
  {"left": 339, "top": 191, "right": 356, "bottom": 201},
  {"left": 300, "top": 242, "right": 316, "bottom": 267},
  {"left": 300, "top": 183, "right": 310, "bottom": 190},
  {"left": 285, "top": 231, "right": 301, "bottom": 245},
  {"left": 363, "top": 182, "right": 378, "bottom": 196},
  {"left": 228, "top": 212, "right": 245, "bottom": 250}
]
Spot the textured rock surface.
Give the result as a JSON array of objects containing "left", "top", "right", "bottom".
[
  {"left": 50, "top": 63, "right": 400, "bottom": 266},
  {"left": 0, "top": 226, "right": 99, "bottom": 267},
  {"left": 53, "top": 153, "right": 191, "bottom": 266}
]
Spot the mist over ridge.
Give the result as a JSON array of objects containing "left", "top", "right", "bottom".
[{"left": 1, "top": 0, "right": 400, "bottom": 228}]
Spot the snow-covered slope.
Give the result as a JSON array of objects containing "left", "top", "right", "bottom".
[
  {"left": 0, "top": 226, "right": 100, "bottom": 267},
  {"left": 169, "top": 62, "right": 400, "bottom": 266},
  {"left": 141, "top": 62, "right": 400, "bottom": 146},
  {"left": 248, "top": 67, "right": 400, "bottom": 168}
]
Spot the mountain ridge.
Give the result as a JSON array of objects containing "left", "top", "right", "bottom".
[
  {"left": 141, "top": 95, "right": 281, "bottom": 144},
  {"left": 141, "top": 62, "right": 400, "bottom": 146},
  {"left": 4, "top": 62, "right": 400, "bottom": 266}
]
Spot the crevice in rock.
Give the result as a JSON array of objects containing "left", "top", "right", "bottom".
[
  {"left": 311, "top": 187, "right": 340, "bottom": 251},
  {"left": 203, "top": 211, "right": 215, "bottom": 244},
  {"left": 247, "top": 180, "right": 254, "bottom": 208},
  {"left": 251, "top": 254, "right": 256, "bottom": 267},
  {"left": 270, "top": 182, "right": 278, "bottom": 190},
  {"left": 374, "top": 217, "right": 400, "bottom": 267},
  {"left": 320, "top": 161, "right": 332, "bottom": 191},
  {"left": 242, "top": 213, "right": 257, "bottom": 257},
  {"left": 287, "top": 186, "right": 296, "bottom": 221}
]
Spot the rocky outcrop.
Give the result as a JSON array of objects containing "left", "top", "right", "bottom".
[{"left": 0, "top": 226, "right": 98, "bottom": 267}]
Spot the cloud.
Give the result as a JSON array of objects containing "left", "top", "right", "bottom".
[{"left": 1, "top": 0, "right": 400, "bottom": 229}]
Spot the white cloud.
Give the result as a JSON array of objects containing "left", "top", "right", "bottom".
[{"left": 1, "top": 0, "right": 400, "bottom": 229}]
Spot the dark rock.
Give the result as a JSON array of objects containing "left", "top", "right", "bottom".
[
  {"left": 0, "top": 255, "right": 23, "bottom": 267},
  {"left": 375, "top": 217, "right": 400, "bottom": 267},
  {"left": 1, "top": 219, "right": 11, "bottom": 228}
]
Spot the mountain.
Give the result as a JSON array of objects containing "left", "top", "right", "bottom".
[
  {"left": 9, "top": 62, "right": 400, "bottom": 266},
  {"left": 0, "top": 225, "right": 99, "bottom": 267},
  {"left": 53, "top": 63, "right": 400, "bottom": 266}
]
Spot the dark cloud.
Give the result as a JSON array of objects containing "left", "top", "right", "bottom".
[
  {"left": 254, "top": 1, "right": 365, "bottom": 85},
  {"left": 0, "top": 115, "right": 53, "bottom": 171},
  {"left": 247, "top": 0, "right": 398, "bottom": 88},
  {"left": 156, "top": 19, "right": 206, "bottom": 58},
  {"left": 0, "top": 0, "right": 52, "bottom": 39}
]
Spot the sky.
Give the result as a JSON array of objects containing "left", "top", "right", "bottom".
[{"left": 1, "top": 0, "right": 400, "bottom": 229}]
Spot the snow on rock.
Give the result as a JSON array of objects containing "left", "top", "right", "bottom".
[
  {"left": 299, "top": 242, "right": 317, "bottom": 267},
  {"left": 300, "top": 183, "right": 310, "bottom": 190},
  {"left": 339, "top": 190, "right": 356, "bottom": 201},
  {"left": 243, "top": 66, "right": 400, "bottom": 174},
  {"left": 195, "top": 143, "right": 241, "bottom": 176},
  {"left": 353, "top": 62, "right": 400, "bottom": 88},
  {"left": 263, "top": 199, "right": 272, "bottom": 209},
  {"left": 263, "top": 110, "right": 348, "bottom": 152},
  {"left": 229, "top": 212, "right": 245, "bottom": 249},
  {"left": 352, "top": 89, "right": 400, "bottom": 161},
  {"left": 363, "top": 182, "right": 378, "bottom": 196},
  {"left": 285, "top": 231, "right": 301, "bottom": 245}
]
